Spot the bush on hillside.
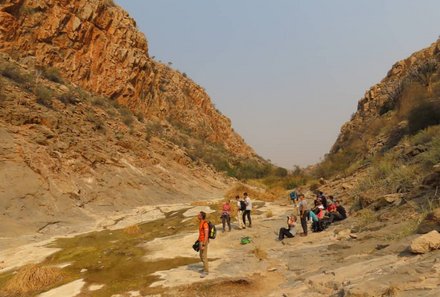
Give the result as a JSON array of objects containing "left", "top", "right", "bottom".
[
  {"left": 40, "top": 66, "right": 63, "bottom": 84},
  {"left": 407, "top": 102, "right": 440, "bottom": 134},
  {"left": 35, "top": 86, "right": 53, "bottom": 108},
  {"left": 59, "top": 89, "right": 80, "bottom": 105},
  {"left": 1, "top": 64, "right": 32, "bottom": 86}
]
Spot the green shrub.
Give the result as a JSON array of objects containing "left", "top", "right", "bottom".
[
  {"left": 416, "top": 136, "right": 440, "bottom": 169},
  {"left": 356, "top": 157, "right": 420, "bottom": 195},
  {"left": 407, "top": 102, "right": 440, "bottom": 134},
  {"left": 35, "top": 86, "right": 53, "bottom": 108},
  {"left": 1, "top": 64, "right": 32, "bottom": 85},
  {"left": 411, "top": 125, "right": 440, "bottom": 145},
  {"left": 86, "top": 112, "right": 106, "bottom": 132},
  {"left": 40, "top": 67, "right": 63, "bottom": 84},
  {"left": 91, "top": 96, "right": 107, "bottom": 107},
  {"left": 273, "top": 167, "right": 288, "bottom": 177},
  {"left": 135, "top": 112, "right": 144, "bottom": 122},
  {"left": 59, "top": 90, "right": 79, "bottom": 105},
  {"left": 145, "top": 122, "right": 164, "bottom": 137},
  {"left": 116, "top": 105, "right": 134, "bottom": 127},
  {"left": 123, "top": 115, "right": 134, "bottom": 127}
]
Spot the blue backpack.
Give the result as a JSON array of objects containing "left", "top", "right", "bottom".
[{"left": 289, "top": 191, "right": 298, "bottom": 200}]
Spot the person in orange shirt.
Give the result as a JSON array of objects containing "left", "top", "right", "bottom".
[{"left": 198, "top": 211, "right": 209, "bottom": 278}]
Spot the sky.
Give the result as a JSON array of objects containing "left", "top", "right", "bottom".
[{"left": 116, "top": 0, "right": 440, "bottom": 168}]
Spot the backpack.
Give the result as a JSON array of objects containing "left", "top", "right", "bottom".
[
  {"left": 240, "top": 200, "right": 247, "bottom": 211},
  {"left": 208, "top": 221, "right": 217, "bottom": 239},
  {"left": 289, "top": 191, "right": 297, "bottom": 200}
]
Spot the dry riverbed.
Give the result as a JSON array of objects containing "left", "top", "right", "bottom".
[{"left": 0, "top": 199, "right": 439, "bottom": 297}]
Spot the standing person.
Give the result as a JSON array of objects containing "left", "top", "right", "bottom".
[
  {"left": 289, "top": 190, "right": 298, "bottom": 206},
  {"left": 197, "top": 211, "right": 209, "bottom": 278},
  {"left": 298, "top": 194, "right": 309, "bottom": 236},
  {"left": 243, "top": 192, "right": 252, "bottom": 228},
  {"left": 221, "top": 200, "right": 232, "bottom": 232},
  {"left": 278, "top": 214, "right": 297, "bottom": 241},
  {"left": 235, "top": 195, "right": 246, "bottom": 229}
]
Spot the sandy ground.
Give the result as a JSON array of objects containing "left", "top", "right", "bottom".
[
  {"left": 2, "top": 200, "right": 440, "bottom": 297},
  {"left": 37, "top": 279, "right": 85, "bottom": 297}
]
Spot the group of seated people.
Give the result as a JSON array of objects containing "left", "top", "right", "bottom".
[
  {"left": 278, "top": 191, "right": 347, "bottom": 241},
  {"left": 309, "top": 191, "right": 347, "bottom": 232}
]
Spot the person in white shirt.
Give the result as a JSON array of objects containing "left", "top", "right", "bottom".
[
  {"left": 278, "top": 214, "right": 297, "bottom": 241},
  {"left": 242, "top": 192, "right": 252, "bottom": 227},
  {"left": 235, "top": 195, "right": 245, "bottom": 229}
]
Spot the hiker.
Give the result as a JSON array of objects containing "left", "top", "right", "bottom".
[
  {"left": 309, "top": 209, "right": 319, "bottom": 231},
  {"left": 221, "top": 200, "right": 232, "bottom": 232},
  {"left": 278, "top": 214, "right": 297, "bottom": 241},
  {"left": 312, "top": 203, "right": 327, "bottom": 232},
  {"left": 243, "top": 192, "right": 252, "bottom": 228},
  {"left": 318, "top": 191, "right": 328, "bottom": 209},
  {"left": 197, "top": 211, "right": 209, "bottom": 278},
  {"left": 335, "top": 200, "right": 347, "bottom": 220},
  {"left": 235, "top": 195, "right": 246, "bottom": 229},
  {"left": 298, "top": 194, "right": 309, "bottom": 236},
  {"left": 289, "top": 190, "right": 298, "bottom": 206}
]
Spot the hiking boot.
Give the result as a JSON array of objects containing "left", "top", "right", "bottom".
[{"left": 200, "top": 272, "right": 208, "bottom": 278}]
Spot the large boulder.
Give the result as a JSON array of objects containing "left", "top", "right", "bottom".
[
  {"left": 409, "top": 230, "right": 440, "bottom": 254},
  {"left": 417, "top": 208, "right": 440, "bottom": 234}
]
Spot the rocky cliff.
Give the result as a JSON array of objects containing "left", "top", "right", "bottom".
[
  {"left": 0, "top": 0, "right": 262, "bottom": 242},
  {"left": 330, "top": 39, "right": 440, "bottom": 161},
  {"left": 0, "top": 0, "right": 254, "bottom": 157}
]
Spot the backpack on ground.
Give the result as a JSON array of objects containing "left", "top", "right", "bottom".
[
  {"left": 208, "top": 221, "right": 217, "bottom": 239},
  {"left": 240, "top": 200, "right": 247, "bottom": 211}
]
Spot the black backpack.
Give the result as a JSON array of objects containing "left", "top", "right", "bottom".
[
  {"left": 208, "top": 221, "right": 217, "bottom": 239},
  {"left": 240, "top": 200, "right": 247, "bottom": 211}
]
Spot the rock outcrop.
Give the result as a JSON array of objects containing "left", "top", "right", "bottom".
[
  {"left": 0, "top": 0, "right": 262, "bottom": 242},
  {"left": 331, "top": 39, "right": 440, "bottom": 157},
  {"left": 0, "top": 0, "right": 254, "bottom": 157},
  {"left": 410, "top": 230, "right": 440, "bottom": 254}
]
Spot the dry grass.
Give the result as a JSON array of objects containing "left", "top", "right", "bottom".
[
  {"left": 3, "top": 264, "right": 64, "bottom": 295},
  {"left": 251, "top": 246, "right": 267, "bottom": 261},
  {"left": 225, "top": 183, "right": 277, "bottom": 202},
  {"left": 123, "top": 224, "right": 142, "bottom": 235},
  {"left": 266, "top": 210, "right": 273, "bottom": 218}
]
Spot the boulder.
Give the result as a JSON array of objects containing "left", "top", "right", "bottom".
[
  {"left": 417, "top": 208, "right": 440, "bottom": 234},
  {"left": 409, "top": 230, "right": 440, "bottom": 254}
]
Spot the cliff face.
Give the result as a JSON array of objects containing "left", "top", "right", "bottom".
[
  {"left": 0, "top": 0, "right": 262, "bottom": 240},
  {"left": 331, "top": 39, "right": 440, "bottom": 158},
  {"left": 0, "top": 0, "right": 254, "bottom": 156}
]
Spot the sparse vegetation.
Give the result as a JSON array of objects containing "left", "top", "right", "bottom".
[
  {"left": 58, "top": 89, "right": 79, "bottom": 105},
  {"left": 34, "top": 86, "right": 53, "bottom": 108},
  {"left": 39, "top": 66, "right": 63, "bottom": 84},
  {"left": 86, "top": 111, "right": 106, "bottom": 132},
  {"left": 123, "top": 224, "right": 142, "bottom": 235},
  {"left": 251, "top": 246, "right": 267, "bottom": 261},
  {"left": 2, "top": 264, "right": 65, "bottom": 296},
  {"left": 135, "top": 111, "right": 144, "bottom": 122},
  {"left": 0, "top": 63, "right": 32, "bottom": 86},
  {"left": 145, "top": 121, "right": 164, "bottom": 140},
  {"left": 407, "top": 101, "right": 440, "bottom": 134}
]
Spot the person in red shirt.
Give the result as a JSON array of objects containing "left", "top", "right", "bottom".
[
  {"left": 198, "top": 211, "right": 209, "bottom": 278},
  {"left": 221, "top": 200, "right": 232, "bottom": 232}
]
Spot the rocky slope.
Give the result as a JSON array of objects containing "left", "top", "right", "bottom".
[
  {"left": 0, "top": 0, "right": 264, "bottom": 243},
  {"left": 331, "top": 39, "right": 440, "bottom": 159},
  {"left": 0, "top": 0, "right": 254, "bottom": 157}
]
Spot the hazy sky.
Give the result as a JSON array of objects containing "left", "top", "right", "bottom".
[{"left": 116, "top": 0, "right": 440, "bottom": 168}]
